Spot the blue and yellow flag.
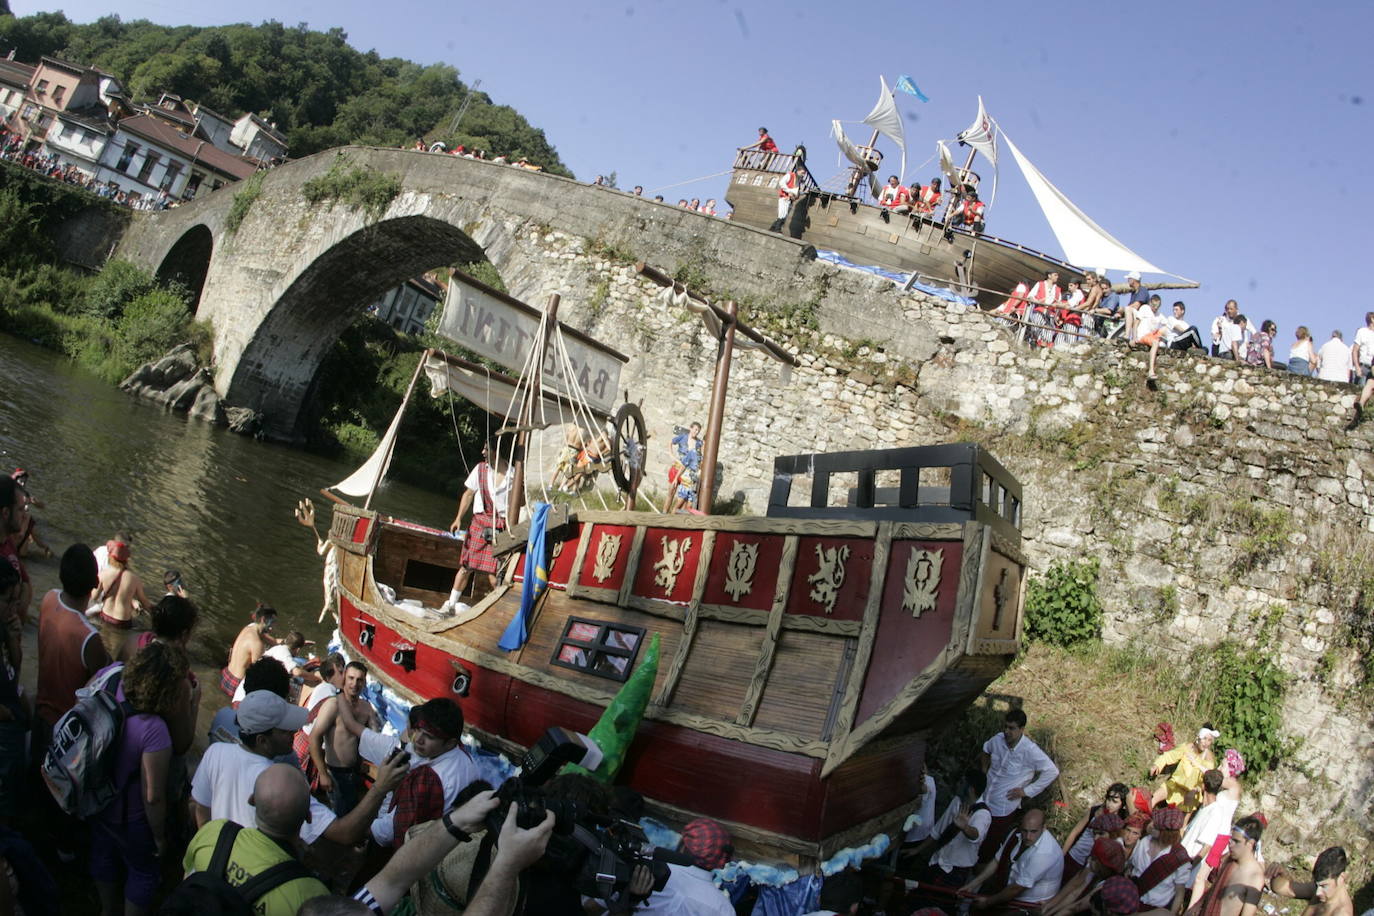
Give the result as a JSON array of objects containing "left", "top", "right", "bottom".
[
  {"left": 896, "top": 75, "right": 930, "bottom": 102},
  {"left": 499, "top": 501, "right": 550, "bottom": 651}
]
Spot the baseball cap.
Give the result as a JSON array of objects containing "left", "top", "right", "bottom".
[
  {"left": 236, "top": 690, "right": 308, "bottom": 734},
  {"left": 1125, "top": 270, "right": 1142, "bottom": 281}
]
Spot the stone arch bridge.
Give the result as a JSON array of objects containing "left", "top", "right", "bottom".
[{"left": 112, "top": 146, "right": 850, "bottom": 439}]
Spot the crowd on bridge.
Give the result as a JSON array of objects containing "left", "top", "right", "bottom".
[
  {"left": 0, "top": 457, "right": 1362, "bottom": 915},
  {"left": 1, "top": 125, "right": 192, "bottom": 211}
]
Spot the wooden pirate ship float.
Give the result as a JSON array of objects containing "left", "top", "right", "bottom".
[
  {"left": 728, "top": 82, "right": 1195, "bottom": 307},
  {"left": 322, "top": 265, "right": 1028, "bottom": 863}
]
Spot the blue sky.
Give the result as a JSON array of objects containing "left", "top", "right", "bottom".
[{"left": 20, "top": 0, "right": 1373, "bottom": 343}]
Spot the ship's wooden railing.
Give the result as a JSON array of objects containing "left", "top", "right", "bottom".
[
  {"left": 732, "top": 147, "right": 820, "bottom": 193},
  {"left": 766, "top": 443, "right": 1022, "bottom": 546}
]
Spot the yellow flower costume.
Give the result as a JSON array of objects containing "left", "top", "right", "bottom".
[{"left": 1151, "top": 742, "right": 1216, "bottom": 811}]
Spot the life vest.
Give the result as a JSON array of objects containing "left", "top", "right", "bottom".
[
  {"left": 1029, "top": 281, "right": 1062, "bottom": 306},
  {"left": 918, "top": 186, "right": 941, "bottom": 212},
  {"left": 961, "top": 200, "right": 985, "bottom": 225},
  {"left": 879, "top": 184, "right": 907, "bottom": 207}
]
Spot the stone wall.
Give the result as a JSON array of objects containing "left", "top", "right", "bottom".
[{"left": 509, "top": 232, "right": 1374, "bottom": 847}]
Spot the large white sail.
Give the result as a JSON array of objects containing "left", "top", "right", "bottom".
[
  {"left": 1001, "top": 130, "right": 1190, "bottom": 279},
  {"left": 957, "top": 96, "right": 998, "bottom": 167},
  {"left": 832, "top": 121, "right": 883, "bottom": 198},
  {"left": 862, "top": 77, "right": 906, "bottom": 181}
]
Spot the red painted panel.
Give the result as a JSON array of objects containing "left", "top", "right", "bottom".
[
  {"left": 786, "top": 536, "right": 874, "bottom": 621},
  {"left": 512, "top": 525, "right": 582, "bottom": 589},
  {"left": 339, "top": 598, "right": 510, "bottom": 737},
  {"left": 855, "top": 541, "right": 963, "bottom": 723},
  {"left": 700, "top": 533, "right": 784, "bottom": 611},
  {"left": 505, "top": 679, "right": 826, "bottom": 840},
  {"left": 630, "top": 529, "right": 704, "bottom": 604},
  {"left": 351, "top": 518, "right": 370, "bottom": 543},
  {"left": 819, "top": 738, "right": 927, "bottom": 836},
  {"left": 576, "top": 525, "right": 637, "bottom": 591}
]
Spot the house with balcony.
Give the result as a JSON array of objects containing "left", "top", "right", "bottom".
[
  {"left": 229, "top": 112, "right": 288, "bottom": 163},
  {"left": 0, "top": 57, "right": 36, "bottom": 125},
  {"left": 372, "top": 276, "right": 445, "bottom": 336}
]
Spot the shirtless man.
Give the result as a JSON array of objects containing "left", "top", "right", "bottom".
[
  {"left": 1184, "top": 816, "right": 1265, "bottom": 916},
  {"left": 222, "top": 604, "right": 277, "bottom": 697},
  {"left": 309, "top": 660, "right": 378, "bottom": 816},
  {"left": 1265, "top": 847, "right": 1354, "bottom": 916},
  {"left": 88, "top": 537, "right": 152, "bottom": 629}
]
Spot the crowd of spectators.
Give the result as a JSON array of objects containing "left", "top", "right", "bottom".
[
  {"left": 0, "top": 125, "right": 187, "bottom": 211},
  {"left": 888, "top": 708, "right": 1355, "bottom": 916},
  {"left": 410, "top": 138, "right": 544, "bottom": 172},
  {"left": 992, "top": 269, "right": 1374, "bottom": 394}
]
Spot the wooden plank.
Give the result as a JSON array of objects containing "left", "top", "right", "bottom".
[
  {"left": 616, "top": 525, "right": 647, "bottom": 606},
  {"left": 823, "top": 666, "right": 943, "bottom": 777},
  {"left": 574, "top": 510, "right": 875, "bottom": 538},
  {"left": 653, "top": 528, "right": 709, "bottom": 707},
  {"left": 490, "top": 504, "right": 573, "bottom": 556},
  {"left": 826, "top": 521, "right": 891, "bottom": 751},
  {"left": 957, "top": 523, "right": 990, "bottom": 654},
  {"left": 782, "top": 616, "right": 861, "bottom": 637},
  {"left": 698, "top": 604, "right": 770, "bottom": 626},
  {"left": 753, "top": 628, "right": 847, "bottom": 740},
  {"left": 736, "top": 535, "right": 797, "bottom": 726},
  {"left": 890, "top": 522, "right": 966, "bottom": 541},
  {"left": 624, "top": 596, "right": 688, "bottom": 622},
  {"left": 566, "top": 521, "right": 592, "bottom": 591}
]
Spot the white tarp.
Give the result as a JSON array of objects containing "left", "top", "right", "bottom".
[
  {"left": 436, "top": 275, "right": 622, "bottom": 414},
  {"left": 862, "top": 77, "right": 906, "bottom": 182},
  {"left": 1001, "top": 130, "right": 1191, "bottom": 280},
  {"left": 421, "top": 354, "right": 608, "bottom": 426},
  {"left": 957, "top": 96, "right": 998, "bottom": 168}
]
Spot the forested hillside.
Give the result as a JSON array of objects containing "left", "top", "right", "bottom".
[{"left": 0, "top": 11, "right": 571, "bottom": 172}]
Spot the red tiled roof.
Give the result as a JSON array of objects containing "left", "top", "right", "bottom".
[{"left": 117, "top": 113, "right": 258, "bottom": 181}]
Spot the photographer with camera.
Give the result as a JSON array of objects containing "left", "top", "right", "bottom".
[
  {"left": 630, "top": 817, "right": 736, "bottom": 915},
  {"left": 336, "top": 695, "right": 480, "bottom": 848}
]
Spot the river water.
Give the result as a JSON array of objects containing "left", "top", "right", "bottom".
[{"left": 0, "top": 332, "right": 454, "bottom": 699}]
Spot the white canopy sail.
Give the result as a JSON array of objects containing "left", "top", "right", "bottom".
[
  {"left": 1001, "top": 129, "right": 1192, "bottom": 280},
  {"left": 329, "top": 396, "right": 404, "bottom": 498},
  {"left": 957, "top": 96, "right": 998, "bottom": 167},
  {"left": 862, "top": 77, "right": 906, "bottom": 181},
  {"left": 832, "top": 120, "right": 882, "bottom": 199}
]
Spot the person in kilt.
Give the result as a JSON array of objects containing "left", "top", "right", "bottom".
[{"left": 442, "top": 438, "right": 511, "bottom": 614}]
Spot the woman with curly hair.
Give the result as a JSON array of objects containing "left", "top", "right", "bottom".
[{"left": 89, "top": 640, "right": 189, "bottom": 916}]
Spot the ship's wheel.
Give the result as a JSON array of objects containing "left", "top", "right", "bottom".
[{"left": 610, "top": 401, "right": 647, "bottom": 500}]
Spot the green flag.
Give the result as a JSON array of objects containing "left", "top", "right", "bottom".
[{"left": 563, "top": 633, "right": 661, "bottom": 783}]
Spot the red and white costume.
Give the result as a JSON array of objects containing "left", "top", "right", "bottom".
[
  {"left": 916, "top": 185, "right": 942, "bottom": 214},
  {"left": 878, "top": 184, "right": 910, "bottom": 209},
  {"left": 777, "top": 170, "right": 800, "bottom": 220}
]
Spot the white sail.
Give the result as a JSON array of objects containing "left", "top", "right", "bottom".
[
  {"left": 862, "top": 77, "right": 906, "bottom": 181},
  {"left": 831, "top": 121, "right": 883, "bottom": 198},
  {"left": 1001, "top": 130, "right": 1190, "bottom": 280},
  {"left": 957, "top": 96, "right": 998, "bottom": 167},
  {"left": 937, "top": 140, "right": 962, "bottom": 190},
  {"left": 329, "top": 399, "right": 403, "bottom": 498}
]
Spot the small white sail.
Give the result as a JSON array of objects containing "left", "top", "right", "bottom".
[
  {"left": 1001, "top": 130, "right": 1191, "bottom": 280},
  {"left": 329, "top": 399, "right": 403, "bottom": 498},
  {"left": 832, "top": 120, "right": 869, "bottom": 169},
  {"left": 862, "top": 77, "right": 906, "bottom": 181},
  {"left": 957, "top": 96, "right": 998, "bottom": 167},
  {"left": 937, "top": 140, "right": 962, "bottom": 190}
]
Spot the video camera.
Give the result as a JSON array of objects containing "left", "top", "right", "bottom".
[{"left": 484, "top": 726, "right": 676, "bottom": 903}]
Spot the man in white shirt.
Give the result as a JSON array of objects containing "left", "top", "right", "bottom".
[
  {"left": 977, "top": 708, "right": 1060, "bottom": 861},
  {"left": 1317, "top": 331, "right": 1352, "bottom": 383},
  {"left": 962, "top": 807, "right": 1063, "bottom": 909},
  {"left": 443, "top": 438, "right": 512, "bottom": 613},
  {"left": 1349, "top": 312, "right": 1374, "bottom": 426},
  {"left": 1209, "top": 300, "right": 1240, "bottom": 357},
  {"left": 636, "top": 817, "right": 735, "bottom": 915},
  {"left": 191, "top": 690, "right": 405, "bottom": 847},
  {"left": 1126, "top": 805, "right": 1191, "bottom": 912},
  {"left": 904, "top": 769, "right": 992, "bottom": 894},
  {"left": 901, "top": 759, "right": 938, "bottom": 846}
]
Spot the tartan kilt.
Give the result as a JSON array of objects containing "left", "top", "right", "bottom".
[
  {"left": 461, "top": 511, "right": 504, "bottom": 574},
  {"left": 293, "top": 730, "right": 320, "bottom": 792}
]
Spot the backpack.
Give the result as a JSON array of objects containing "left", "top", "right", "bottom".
[
  {"left": 41, "top": 664, "right": 131, "bottom": 819},
  {"left": 161, "top": 822, "right": 314, "bottom": 916}
]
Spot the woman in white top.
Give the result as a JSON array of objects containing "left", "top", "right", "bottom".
[{"left": 1288, "top": 326, "right": 1317, "bottom": 376}]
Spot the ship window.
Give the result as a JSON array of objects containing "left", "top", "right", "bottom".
[{"left": 551, "top": 616, "right": 644, "bottom": 682}]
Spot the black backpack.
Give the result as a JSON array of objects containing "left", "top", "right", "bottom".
[{"left": 159, "top": 822, "right": 315, "bottom": 915}]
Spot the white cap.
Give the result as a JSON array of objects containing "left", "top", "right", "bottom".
[
  {"left": 237, "top": 690, "right": 308, "bottom": 735},
  {"left": 1125, "top": 270, "right": 1142, "bottom": 281}
]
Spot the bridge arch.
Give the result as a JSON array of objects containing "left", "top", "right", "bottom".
[
  {"left": 155, "top": 224, "right": 213, "bottom": 308},
  {"left": 226, "top": 214, "right": 497, "bottom": 438}
]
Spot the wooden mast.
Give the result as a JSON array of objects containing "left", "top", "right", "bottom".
[
  {"left": 698, "top": 300, "right": 737, "bottom": 513},
  {"left": 506, "top": 294, "right": 559, "bottom": 529}
]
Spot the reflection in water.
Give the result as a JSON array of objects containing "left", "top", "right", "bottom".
[{"left": 0, "top": 333, "right": 455, "bottom": 669}]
